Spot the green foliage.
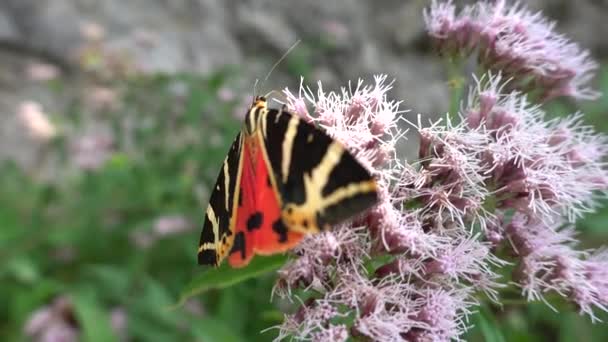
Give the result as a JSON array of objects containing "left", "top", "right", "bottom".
[
  {"left": 174, "top": 254, "right": 288, "bottom": 309},
  {"left": 0, "top": 72, "right": 285, "bottom": 341},
  {"left": 72, "top": 289, "right": 117, "bottom": 342}
]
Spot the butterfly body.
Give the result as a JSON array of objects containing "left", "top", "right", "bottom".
[{"left": 198, "top": 97, "right": 378, "bottom": 267}]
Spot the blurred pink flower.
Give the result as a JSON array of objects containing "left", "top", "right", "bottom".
[
  {"left": 233, "top": 95, "right": 254, "bottom": 120},
  {"left": 85, "top": 86, "right": 120, "bottom": 112},
  {"left": 130, "top": 215, "right": 193, "bottom": 249},
  {"left": 132, "top": 29, "right": 159, "bottom": 48},
  {"left": 217, "top": 86, "right": 236, "bottom": 102},
  {"left": 130, "top": 229, "right": 156, "bottom": 249},
  {"left": 321, "top": 20, "right": 350, "bottom": 45},
  {"left": 76, "top": 21, "right": 140, "bottom": 80},
  {"left": 70, "top": 133, "right": 114, "bottom": 171},
  {"left": 153, "top": 215, "right": 193, "bottom": 236},
  {"left": 24, "top": 296, "right": 79, "bottom": 342},
  {"left": 50, "top": 246, "right": 77, "bottom": 263},
  {"left": 26, "top": 62, "right": 60, "bottom": 82},
  {"left": 80, "top": 21, "right": 106, "bottom": 41},
  {"left": 110, "top": 307, "right": 128, "bottom": 341},
  {"left": 183, "top": 298, "right": 206, "bottom": 316},
  {"left": 17, "top": 101, "right": 57, "bottom": 142}
]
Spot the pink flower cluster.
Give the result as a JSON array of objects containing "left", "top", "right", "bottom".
[
  {"left": 424, "top": 0, "right": 600, "bottom": 101},
  {"left": 507, "top": 214, "right": 608, "bottom": 320},
  {"left": 272, "top": 2, "right": 607, "bottom": 339},
  {"left": 273, "top": 76, "right": 501, "bottom": 341}
]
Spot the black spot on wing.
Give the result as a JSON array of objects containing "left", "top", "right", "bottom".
[
  {"left": 230, "top": 231, "right": 246, "bottom": 259},
  {"left": 246, "top": 212, "right": 263, "bottom": 231},
  {"left": 322, "top": 149, "right": 374, "bottom": 197},
  {"left": 272, "top": 219, "right": 288, "bottom": 243}
]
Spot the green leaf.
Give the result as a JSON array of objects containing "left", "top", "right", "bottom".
[
  {"left": 128, "top": 280, "right": 183, "bottom": 341},
  {"left": 474, "top": 305, "right": 506, "bottom": 342},
  {"left": 191, "top": 318, "right": 245, "bottom": 342},
  {"left": 7, "top": 257, "right": 39, "bottom": 283},
  {"left": 10, "top": 279, "right": 63, "bottom": 324},
  {"left": 72, "top": 289, "right": 116, "bottom": 342},
  {"left": 217, "top": 287, "right": 247, "bottom": 333},
  {"left": 172, "top": 254, "right": 287, "bottom": 309}
]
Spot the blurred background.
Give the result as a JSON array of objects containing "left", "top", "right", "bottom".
[{"left": 0, "top": 1, "right": 607, "bottom": 341}]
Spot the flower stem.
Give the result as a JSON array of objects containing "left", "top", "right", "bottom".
[{"left": 444, "top": 57, "right": 466, "bottom": 122}]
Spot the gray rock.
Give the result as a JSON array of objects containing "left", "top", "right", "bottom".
[{"left": 0, "top": 8, "right": 18, "bottom": 40}]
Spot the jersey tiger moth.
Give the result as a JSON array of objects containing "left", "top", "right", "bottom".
[{"left": 198, "top": 96, "right": 378, "bottom": 267}]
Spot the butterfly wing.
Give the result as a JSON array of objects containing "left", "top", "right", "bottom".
[
  {"left": 260, "top": 107, "right": 378, "bottom": 234},
  {"left": 227, "top": 132, "right": 304, "bottom": 267},
  {"left": 199, "top": 99, "right": 378, "bottom": 268},
  {"left": 197, "top": 133, "right": 244, "bottom": 266}
]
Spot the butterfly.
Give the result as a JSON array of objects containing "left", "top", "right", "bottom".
[{"left": 197, "top": 96, "right": 378, "bottom": 267}]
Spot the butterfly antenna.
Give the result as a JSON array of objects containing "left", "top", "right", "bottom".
[
  {"left": 259, "top": 39, "right": 300, "bottom": 104},
  {"left": 252, "top": 78, "right": 260, "bottom": 103},
  {"left": 263, "top": 39, "right": 301, "bottom": 83}
]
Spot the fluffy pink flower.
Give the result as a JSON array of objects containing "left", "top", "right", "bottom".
[
  {"left": 408, "top": 116, "right": 493, "bottom": 230},
  {"left": 270, "top": 4, "right": 607, "bottom": 335},
  {"left": 463, "top": 73, "right": 608, "bottom": 223},
  {"left": 409, "top": 288, "right": 474, "bottom": 341},
  {"left": 274, "top": 76, "right": 501, "bottom": 341},
  {"left": 276, "top": 298, "right": 345, "bottom": 341},
  {"left": 506, "top": 213, "right": 608, "bottom": 321},
  {"left": 274, "top": 72, "right": 607, "bottom": 340},
  {"left": 282, "top": 75, "right": 404, "bottom": 177},
  {"left": 424, "top": 0, "right": 600, "bottom": 100}
]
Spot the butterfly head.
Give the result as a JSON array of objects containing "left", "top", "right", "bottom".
[{"left": 245, "top": 96, "right": 268, "bottom": 135}]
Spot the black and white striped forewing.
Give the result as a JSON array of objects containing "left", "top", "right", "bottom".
[
  {"left": 197, "top": 132, "right": 244, "bottom": 266},
  {"left": 259, "top": 107, "right": 378, "bottom": 233}
]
